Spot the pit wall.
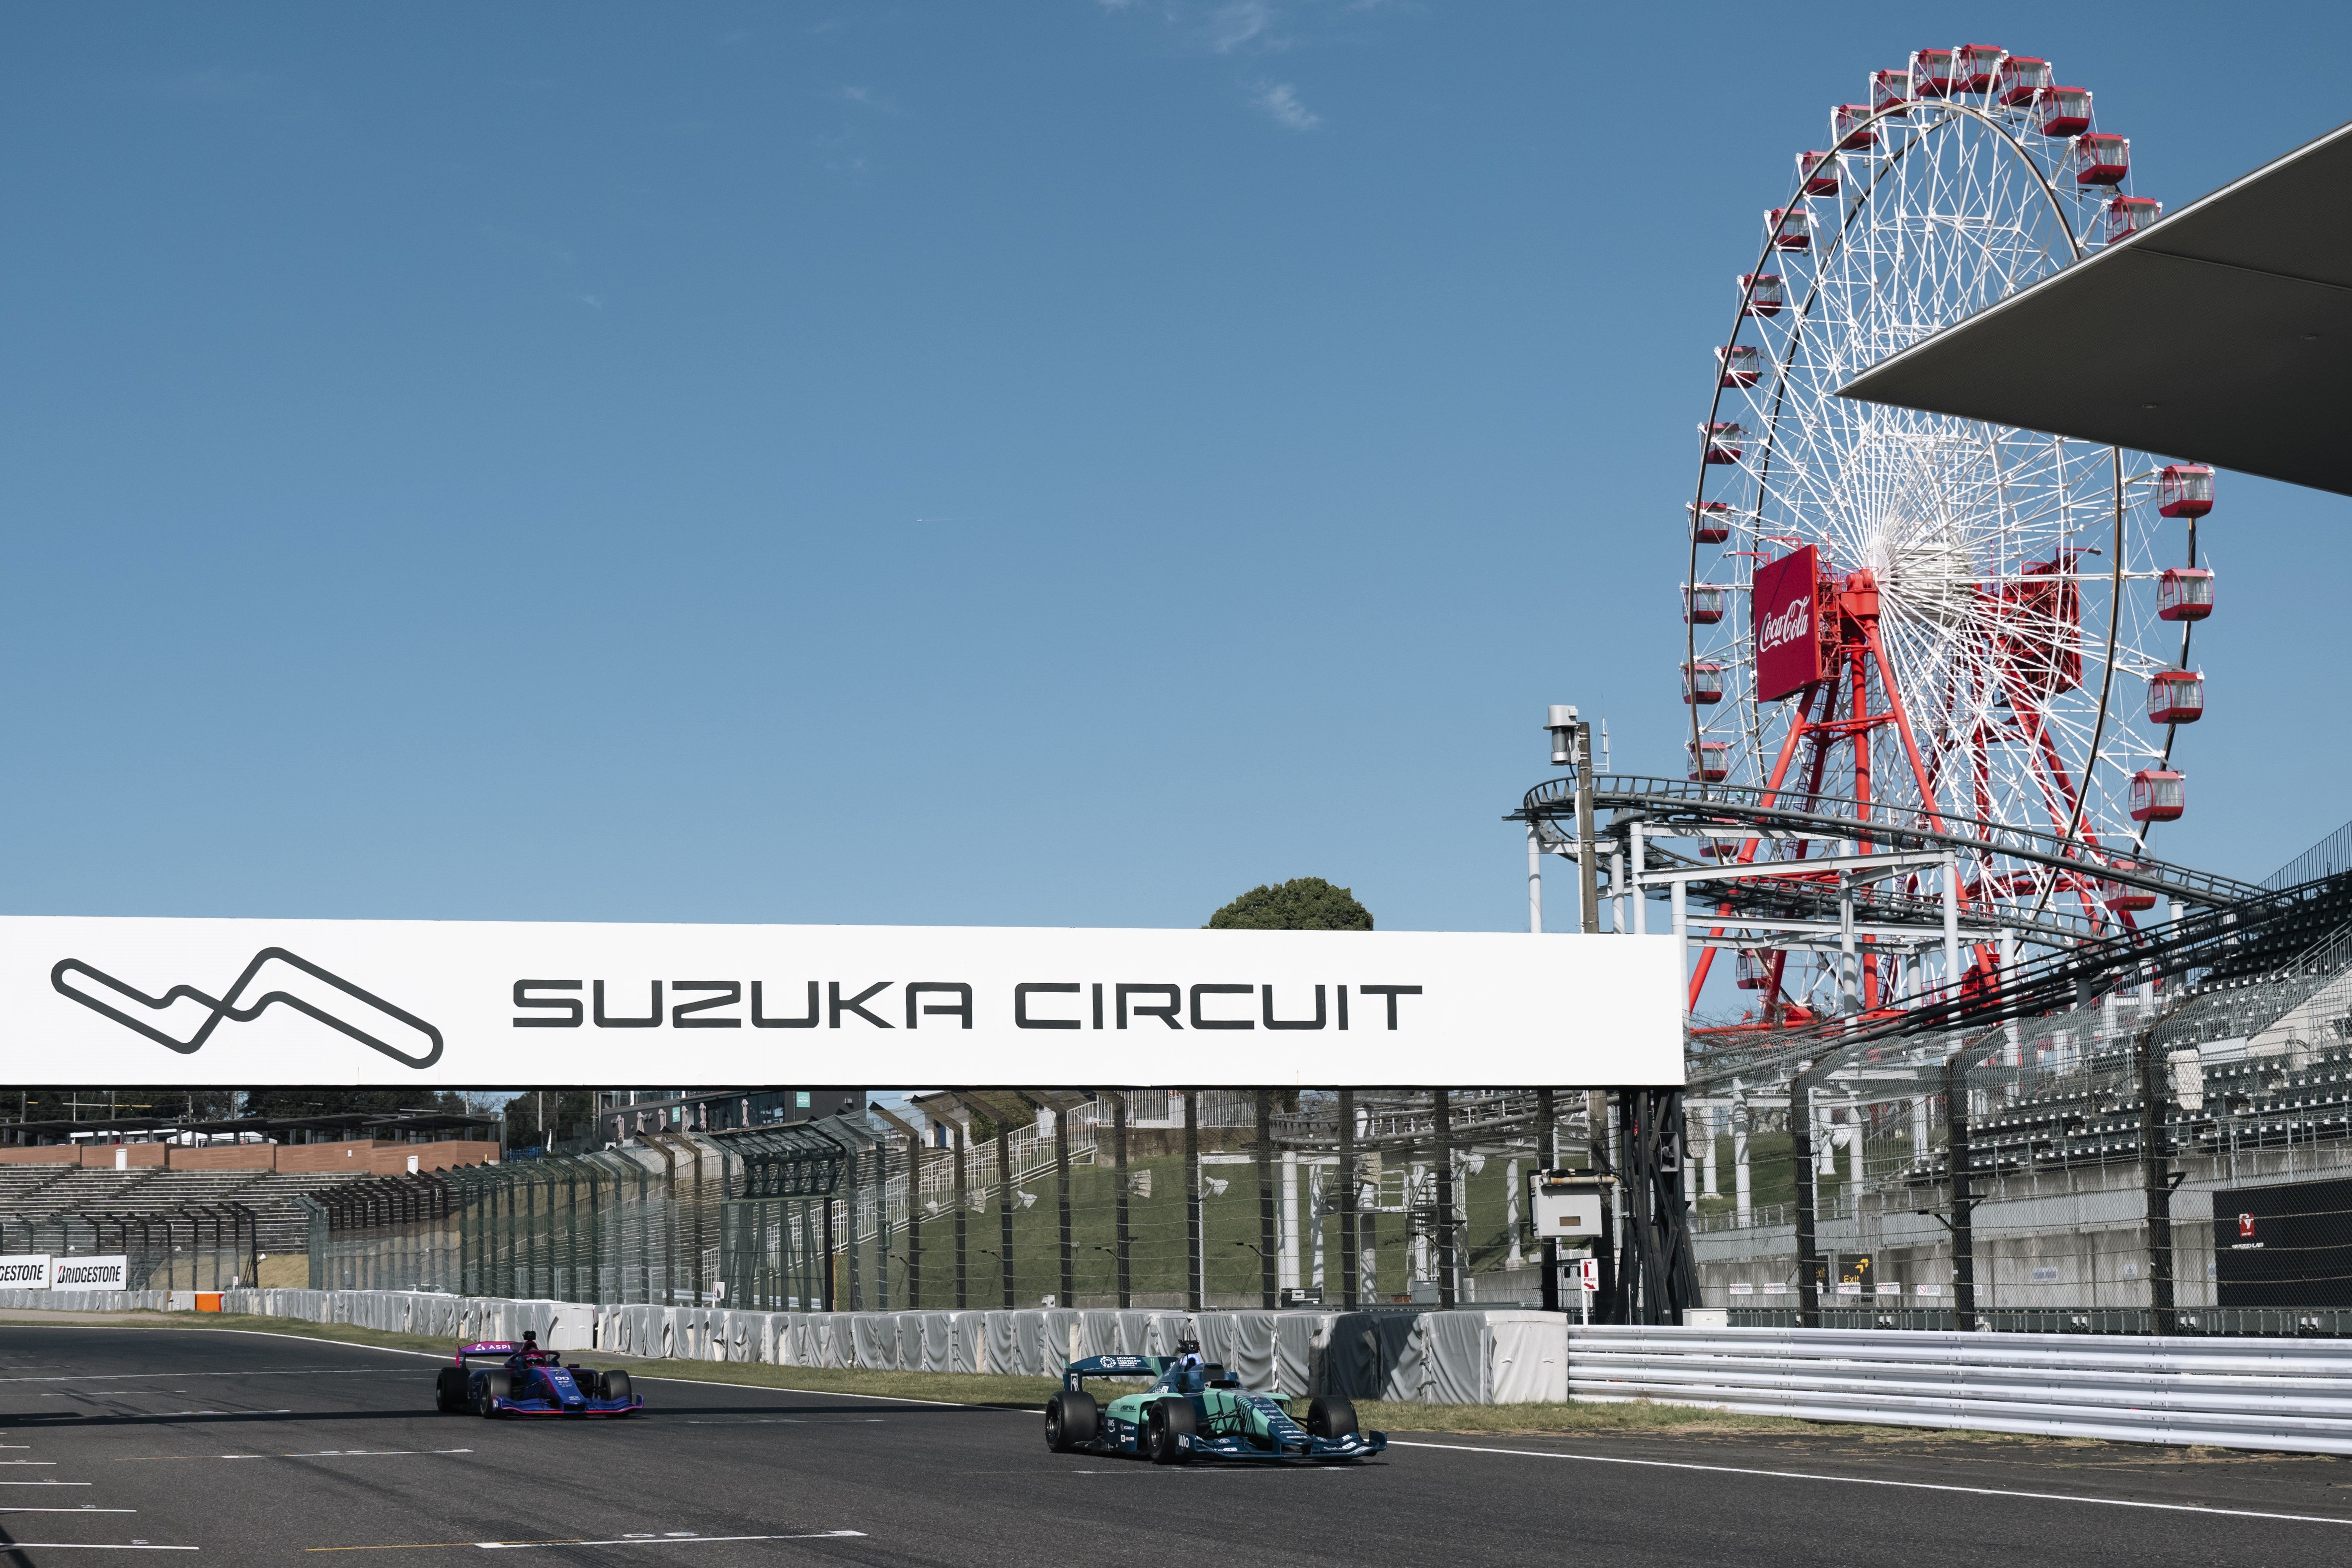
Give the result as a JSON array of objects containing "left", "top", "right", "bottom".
[{"left": 1, "top": 1289, "right": 2347, "bottom": 1456}]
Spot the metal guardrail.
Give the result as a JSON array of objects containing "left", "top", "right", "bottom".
[
  {"left": 1730, "top": 1307, "right": 2352, "bottom": 1336},
  {"left": 1565, "top": 1324, "right": 2352, "bottom": 1453}
]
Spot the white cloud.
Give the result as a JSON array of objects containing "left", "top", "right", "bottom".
[
  {"left": 1253, "top": 79, "right": 1320, "bottom": 130},
  {"left": 1210, "top": 1, "right": 1278, "bottom": 53}
]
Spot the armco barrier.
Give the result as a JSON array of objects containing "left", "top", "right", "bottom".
[
  {"left": 1564, "top": 1324, "right": 2352, "bottom": 1454},
  {"left": 10, "top": 1288, "right": 2350, "bottom": 1455}
]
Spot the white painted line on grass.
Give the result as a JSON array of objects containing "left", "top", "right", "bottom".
[{"left": 1386, "top": 1440, "right": 2352, "bottom": 1528}]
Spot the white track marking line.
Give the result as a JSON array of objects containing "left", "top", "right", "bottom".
[
  {"left": 475, "top": 1533, "right": 867, "bottom": 1551},
  {"left": 1386, "top": 1440, "right": 2352, "bottom": 1528},
  {"left": 117, "top": 1450, "right": 473, "bottom": 1463},
  {"left": 12, "top": 1326, "right": 1027, "bottom": 1412},
  {"left": 0, "top": 1547, "right": 196, "bottom": 1553},
  {"left": 0, "top": 1507, "right": 137, "bottom": 1513},
  {"left": 0, "top": 1370, "right": 381, "bottom": 1384},
  {"left": 0, "top": 1480, "right": 90, "bottom": 1486}
]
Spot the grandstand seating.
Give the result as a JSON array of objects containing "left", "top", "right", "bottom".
[
  {"left": 0, "top": 1166, "right": 377, "bottom": 1271},
  {"left": 1900, "top": 1041, "right": 2352, "bottom": 1182}
]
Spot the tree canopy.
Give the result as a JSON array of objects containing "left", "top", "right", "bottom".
[{"left": 1206, "top": 877, "right": 1373, "bottom": 931}]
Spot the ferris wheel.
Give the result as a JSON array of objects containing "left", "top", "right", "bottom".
[{"left": 1681, "top": 46, "right": 2218, "bottom": 1021}]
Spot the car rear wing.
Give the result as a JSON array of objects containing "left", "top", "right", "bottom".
[
  {"left": 1061, "top": 1354, "right": 1168, "bottom": 1391},
  {"left": 1061, "top": 1354, "right": 1234, "bottom": 1393}
]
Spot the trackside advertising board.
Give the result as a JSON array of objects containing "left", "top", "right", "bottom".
[
  {"left": 0, "top": 1255, "right": 52, "bottom": 1289},
  {"left": 0, "top": 917, "right": 1684, "bottom": 1089},
  {"left": 51, "top": 1256, "right": 127, "bottom": 1289}
]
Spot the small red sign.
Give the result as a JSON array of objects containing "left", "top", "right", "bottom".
[
  {"left": 2238, "top": 1213, "right": 2257, "bottom": 1239},
  {"left": 1754, "top": 545, "right": 1826, "bottom": 701}
]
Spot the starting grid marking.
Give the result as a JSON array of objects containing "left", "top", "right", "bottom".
[
  {"left": 307, "top": 1531, "right": 869, "bottom": 1553},
  {"left": 1386, "top": 1441, "right": 2352, "bottom": 1529}
]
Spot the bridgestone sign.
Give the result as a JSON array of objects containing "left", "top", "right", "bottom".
[
  {"left": 50, "top": 1256, "right": 127, "bottom": 1289},
  {"left": 0, "top": 916, "right": 1685, "bottom": 1088},
  {"left": 0, "top": 1255, "right": 52, "bottom": 1289}
]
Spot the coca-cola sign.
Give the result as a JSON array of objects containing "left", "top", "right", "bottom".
[{"left": 1754, "top": 545, "right": 1826, "bottom": 701}]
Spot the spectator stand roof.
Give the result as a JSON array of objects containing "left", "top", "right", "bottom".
[{"left": 1838, "top": 118, "right": 2352, "bottom": 496}]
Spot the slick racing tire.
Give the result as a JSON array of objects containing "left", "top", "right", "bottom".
[
  {"left": 599, "top": 1370, "right": 631, "bottom": 1404},
  {"left": 477, "top": 1370, "right": 511, "bottom": 1418},
  {"left": 1045, "top": 1391, "right": 1098, "bottom": 1453},
  {"left": 1306, "top": 1397, "right": 1358, "bottom": 1442},
  {"left": 435, "top": 1368, "right": 466, "bottom": 1413},
  {"left": 1146, "top": 1398, "right": 1196, "bottom": 1466}
]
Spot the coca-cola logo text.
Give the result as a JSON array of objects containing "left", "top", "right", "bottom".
[{"left": 1757, "top": 594, "right": 1812, "bottom": 655}]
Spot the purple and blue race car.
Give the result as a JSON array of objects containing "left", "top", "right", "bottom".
[{"left": 434, "top": 1331, "right": 642, "bottom": 1419}]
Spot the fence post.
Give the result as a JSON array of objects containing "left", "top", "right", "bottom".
[
  {"left": 1185, "top": 1091, "right": 1202, "bottom": 1312},
  {"left": 1793, "top": 1069, "right": 1821, "bottom": 1328},
  {"left": 1946, "top": 1051, "right": 1976, "bottom": 1327},
  {"left": 996, "top": 1116, "right": 1015, "bottom": 1310},
  {"left": 1537, "top": 1088, "right": 1558, "bottom": 1312},
  {"left": 1338, "top": 1088, "right": 1359, "bottom": 1310},
  {"left": 876, "top": 1129, "right": 894, "bottom": 1313},
  {"left": 1055, "top": 1101, "right": 1073, "bottom": 1310},
  {"left": 1433, "top": 1090, "right": 1456, "bottom": 1308},
  {"left": 905, "top": 1126, "right": 923, "bottom": 1311},
  {"left": 1112, "top": 1093, "right": 1131, "bottom": 1310},
  {"left": 1256, "top": 1092, "right": 1278, "bottom": 1309},
  {"left": 950, "top": 1120, "right": 968, "bottom": 1311},
  {"left": 2137, "top": 1021, "right": 2177, "bottom": 1333}
]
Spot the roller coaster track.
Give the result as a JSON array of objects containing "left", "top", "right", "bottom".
[
  {"left": 1506, "top": 776, "right": 2352, "bottom": 1092},
  {"left": 1510, "top": 776, "right": 2268, "bottom": 910}
]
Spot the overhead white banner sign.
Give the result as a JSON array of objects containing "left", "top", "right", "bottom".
[{"left": 0, "top": 917, "right": 1684, "bottom": 1088}]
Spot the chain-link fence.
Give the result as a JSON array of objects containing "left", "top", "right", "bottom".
[{"left": 303, "top": 1094, "right": 1618, "bottom": 1311}]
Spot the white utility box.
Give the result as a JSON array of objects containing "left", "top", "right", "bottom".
[{"left": 1530, "top": 1169, "right": 1604, "bottom": 1238}]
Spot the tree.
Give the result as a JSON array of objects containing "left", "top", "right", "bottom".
[
  {"left": 1206, "top": 877, "right": 1373, "bottom": 931},
  {"left": 498, "top": 1090, "right": 601, "bottom": 1150}
]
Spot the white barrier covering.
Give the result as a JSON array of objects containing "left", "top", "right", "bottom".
[
  {"left": 30, "top": 1288, "right": 2352, "bottom": 1455},
  {"left": 1565, "top": 1324, "right": 2352, "bottom": 1455}
]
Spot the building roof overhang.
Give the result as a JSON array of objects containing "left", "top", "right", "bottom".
[{"left": 1837, "top": 118, "right": 2352, "bottom": 496}]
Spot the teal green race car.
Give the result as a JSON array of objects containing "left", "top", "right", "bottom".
[{"left": 1042, "top": 1342, "right": 1385, "bottom": 1465}]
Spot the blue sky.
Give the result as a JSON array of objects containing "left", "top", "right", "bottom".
[{"left": 1, "top": 2, "right": 2344, "bottom": 937}]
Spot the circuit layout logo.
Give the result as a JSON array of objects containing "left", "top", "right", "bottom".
[{"left": 51, "top": 947, "right": 444, "bottom": 1068}]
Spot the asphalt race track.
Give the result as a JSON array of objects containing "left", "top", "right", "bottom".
[{"left": 1, "top": 1326, "right": 2349, "bottom": 1565}]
